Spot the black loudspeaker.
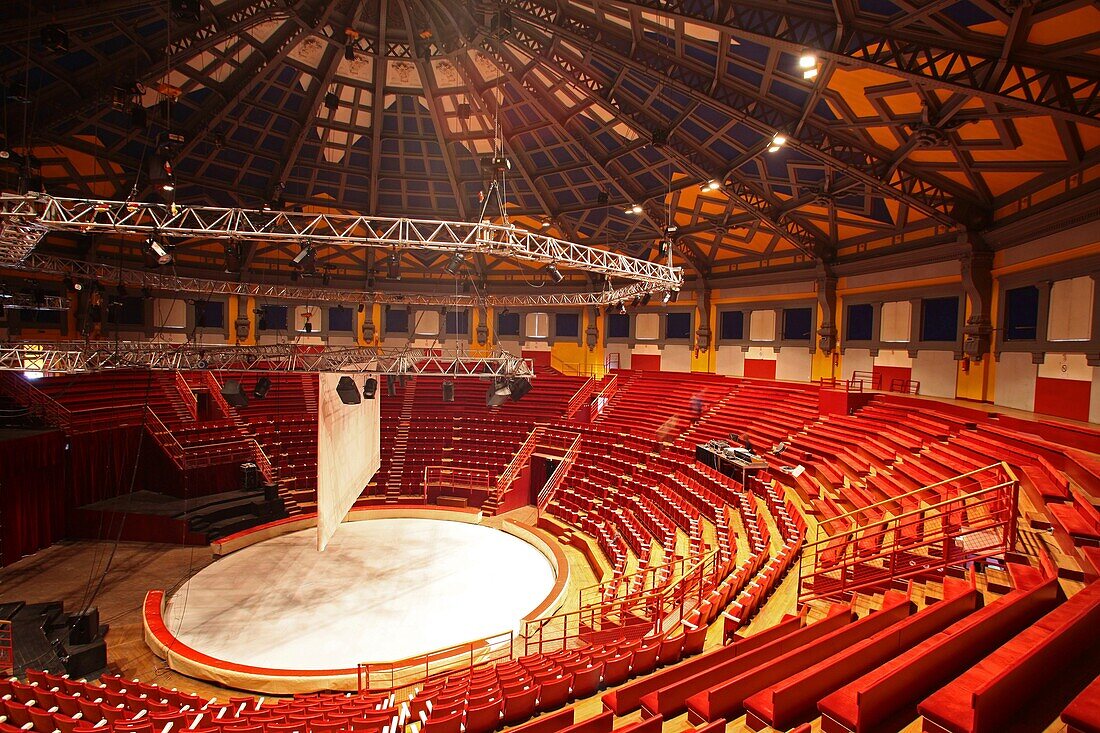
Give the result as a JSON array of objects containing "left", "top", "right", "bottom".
[
  {"left": 442, "top": 380, "right": 454, "bottom": 403},
  {"left": 253, "top": 376, "right": 271, "bottom": 399},
  {"left": 63, "top": 638, "right": 107, "bottom": 678},
  {"left": 263, "top": 484, "right": 279, "bottom": 502},
  {"left": 69, "top": 607, "right": 99, "bottom": 646},
  {"left": 363, "top": 377, "right": 378, "bottom": 399},
  {"left": 221, "top": 380, "right": 249, "bottom": 408},
  {"left": 240, "top": 462, "right": 260, "bottom": 491},
  {"left": 336, "top": 376, "right": 361, "bottom": 405},
  {"left": 509, "top": 378, "right": 532, "bottom": 402}
]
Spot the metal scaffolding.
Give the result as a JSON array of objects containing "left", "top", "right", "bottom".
[
  {"left": 0, "top": 194, "right": 683, "bottom": 295},
  {"left": 0, "top": 341, "right": 536, "bottom": 378}
]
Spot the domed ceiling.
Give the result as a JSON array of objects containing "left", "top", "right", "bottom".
[{"left": 0, "top": 0, "right": 1097, "bottom": 290}]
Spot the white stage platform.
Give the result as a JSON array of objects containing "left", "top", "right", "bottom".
[{"left": 163, "top": 518, "right": 556, "bottom": 670}]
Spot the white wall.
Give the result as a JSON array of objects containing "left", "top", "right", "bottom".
[
  {"left": 662, "top": 344, "right": 692, "bottom": 373},
  {"left": 775, "top": 348, "right": 812, "bottom": 382},
  {"left": 912, "top": 350, "right": 957, "bottom": 398},
  {"left": 843, "top": 348, "right": 874, "bottom": 381},
  {"left": 716, "top": 345, "right": 745, "bottom": 377},
  {"left": 994, "top": 351, "right": 1037, "bottom": 412}
]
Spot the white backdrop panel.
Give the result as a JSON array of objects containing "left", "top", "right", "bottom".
[{"left": 317, "top": 373, "right": 381, "bottom": 551}]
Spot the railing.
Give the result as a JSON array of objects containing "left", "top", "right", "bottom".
[
  {"left": 0, "top": 620, "right": 11, "bottom": 676},
  {"left": 536, "top": 432, "right": 581, "bottom": 508},
  {"left": 423, "top": 465, "right": 491, "bottom": 505},
  {"left": 851, "top": 370, "right": 880, "bottom": 391},
  {"left": 201, "top": 370, "right": 236, "bottom": 418},
  {"left": 493, "top": 427, "right": 541, "bottom": 501},
  {"left": 357, "top": 631, "right": 513, "bottom": 694},
  {"left": 173, "top": 369, "right": 198, "bottom": 419},
  {"left": 551, "top": 355, "right": 605, "bottom": 379},
  {"left": 589, "top": 373, "right": 619, "bottom": 418},
  {"left": 817, "top": 377, "right": 864, "bottom": 393},
  {"left": 0, "top": 370, "right": 73, "bottom": 430},
  {"left": 890, "top": 378, "right": 920, "bottom": 395},
  {"left": 564, "top": 377, "right": 596, "bottom": 419},
  {"left": 797, "top": 462, "right": 1019, "bottom": 603},
  {"left": 520, "top": 546, "right": 725, "bottom": 655}
]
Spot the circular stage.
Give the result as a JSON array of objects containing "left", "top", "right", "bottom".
[{"left": 155, "top": 513, "right": 560, "bottom": 686}]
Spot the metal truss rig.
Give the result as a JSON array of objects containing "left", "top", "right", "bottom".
[
  {"left": 0, "top": 194, "right": 683, "bottom": 295},
  {"left": 0, "top": 341, "right": 537, "bottom": 379}
]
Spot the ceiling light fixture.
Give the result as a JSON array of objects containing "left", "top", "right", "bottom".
[
  {"left": 625, "top": 203, "right": 643, "bottom": 215},
  {"left": 799, "top": 51, "right": 819, "bottom": 79},
  {"left": 768, "top": 132, "right": 787, "bottom": 153},
  {"left": 148, "top": 236, "right": 173, "bottom": 265},
  {"left": 444, "top": 251, "right": 465, "bottom": 275},
  {"left": 703, "top": 179, "right": 721, "bottom": 192},
  {"left": 292, "top": 242, "right": 313, "bottom": 265},
  {"left": 546, "top": 263, "right": 564, "bottom": 283}
]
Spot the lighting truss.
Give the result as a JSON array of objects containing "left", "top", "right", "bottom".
[
  {"left": 0, "top": 341, "right": 537, "bottom": 378},
  {"left": 0, "top": 194, "right": 682, "bottom": 293},
  {"left": 4, "top": 252, "right": 661, "bottom": 308}
]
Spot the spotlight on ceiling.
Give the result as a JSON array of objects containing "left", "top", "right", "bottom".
[
  {"left": 768, "top": 132, "right": 787, "bottom": 153},
  {"left": 663, "top": 289, "right": 679, "bottom": 304},
  {"left": 617, "top": 302, "right": 627, "bottom": 315},
  {"left": 324, "top": 91, "right": 339, "bottom": 111},
  {"left": 253, "top": 376, "right": 271, "bottom": 399},
  {"left": 703, "top": 179, "right": 721, "bottom": 192},
  {"left": 444, "top": 251, "right": 465, "bottom": 275},
  {"left": 442, "top": 380, "right": 455, "bottom": 403},
  {"left": 486, "top": 378, "right": 511, "bottom": 407},
  {"left": 640, "top": 293, "right": 651, "bottom": 307},
  {"left": 148, "top": 236, "right": 173, "bottom": 265},
  {"left": 625, "top": 203, "right": 643, "bottom": 215},
  {"left": 162, "top": 179, "right": 175, "bottom": 192},
  {"left": 799, "top": 51, "right": 819, "bottom": 79},
  {"left": 292, "top": 242, "right": 312, "bottom": 265},
  {"left": 387, "top": 251, "right": 401, "bottom": 280},
  {"left": 546, "top": 263, "right": 564, "bottom": 283},
  {"left": 363, "top": 377, "right": 378, "bottom": 400}
]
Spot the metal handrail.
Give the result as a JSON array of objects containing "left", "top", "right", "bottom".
[
  {"left": 0, "top": 370, "right": 73, "bottom": 430},
  {"left": 536, "top": 433, "right": 581, "bottom": 507},
  {"left": 564, "top": 377, "right": 595, "bottom": 418},
  {"left": 173, "top": 370, "right": 199, "bottom": 419}
]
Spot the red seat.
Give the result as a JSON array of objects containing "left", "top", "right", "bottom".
[
  {"left": 501, "top": 686, "right": 538, "bottom": 727},
  {"left": 422, "top": 711, "right": 463, "bottom": 733},
  {"left": 536, "top": 676, "right": 571, "bottom": 712},
  {"left": 464, "top": 697, "right": 502, "bottom": 733}
]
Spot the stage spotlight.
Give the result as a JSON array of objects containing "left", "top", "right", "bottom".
[
  {"left": 336, "top": 376, "right": 361, "bottom": 405},
  {"left": 253, "top": 376, "right": 272, "bottom": 399},
  {"left": 363, "top": 377, "right": 378, "bottom": 399},
  {"left": 617, "top": 302, "right": 627, "bottom": 315},
  {"left": 442, "top": 380, "right": 455, "bottom": 403},
  {"left": 148, "top": 236, "right": 173, "bottom": 265},
  {"left": 509, "top": 378, "right": 532, "bottom": 402},
  {"left": 703, "top": 179, "right": 721, "bottom": 192},
  {"left": 546, "top": 263, "right": 564, "bottom": 283},
  {"left": 444, "top": 251, "right": 465, "bottom": 275},
  {"left": 768, "top": 132, "right": 787, "bottom": 153},
  {"left": 486, "top": 379, "right": 511, "bottom": 407},
  {"left": 387, "top": 251, "right": 401, "bottom": 280},
  {"left": 292, "top": 243, "right": 312, "bottom": 265},
  {"left": 640, "top": 293, "right": 651, "bottom": 306},
  {"left": 625, "top": 203, "right": 643, "bottom": 215},
  {"left": 386, "top": 376, "right": 397, "bottom": 397}
]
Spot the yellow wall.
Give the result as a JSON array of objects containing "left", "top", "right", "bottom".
[{"left": 550, "top": 308, "right": 604, "bottom": 376}]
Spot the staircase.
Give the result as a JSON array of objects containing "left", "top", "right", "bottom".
[{"left": 383, "top": 379, "right": 417, "bottom": 502}]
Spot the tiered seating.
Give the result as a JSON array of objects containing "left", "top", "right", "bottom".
[{"left": 593, "top": 371, "right": 731, "bottom": 437}]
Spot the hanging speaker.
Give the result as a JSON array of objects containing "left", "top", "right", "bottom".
[
  {"left": 336, "top": 376, "right": 361, "bottom": 405},
  {"left": 442, "top": 380, "right": 454, "bottom": 403},
  {"left": 221, "top": 380, "right": 249, "bottom": 408},
  {"left": 253, "top": 376, "right": 271, "bottom": 399}
]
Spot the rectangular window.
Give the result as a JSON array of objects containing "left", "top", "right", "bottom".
[
  {"left": 259, "top": 305, "right": 288, "bottom": 331},
  {"left": 527, "top": 312, "right": 549, "bottom": 338},
  {"left": 846, "top": 303, "right": 873, "bottom": 341},
  {"left": 607, "top": 312, "right": 630, "bottom": 338},
  {"left": 921, "top": 296, "right": 959, "bottom": 342},
  {"left": 384, "top": 306, "right": 408, "bottom": 334},
  {"left": 445, "top": 309, "right": 469, "bottom": 335},
  {"left": 666, "top": 312, "right": 691, "bottom": 339},
  {"left": 719, "top": 311, "right": 744, "bottom": 340},
  {"left": 1004, "top": 285, "right": 1039, "bottom": 341},
  {"left": 555, "top": 312, "right": 579, "bottom": 338},
  {"left": 328, "top": 306, "right": 353, "bottom": 332},
  {"left": 782, "top": 307, "right": 813, "bottom": 341},
  {"left": 497, "top": 310, "right": 520, "bottom": 336},
  {"left": 107, "top": 295, "right": 146, "bottom": 326},
  {"left": 195, "top": 300, "right": 225, "bottom": 329},
  {"left": 749, "top": 310, "right": 776, "bottom": 341}
]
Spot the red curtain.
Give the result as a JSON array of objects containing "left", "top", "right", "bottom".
[{"left": 0, "top": 430, "right": 69, "bottom": 566}]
